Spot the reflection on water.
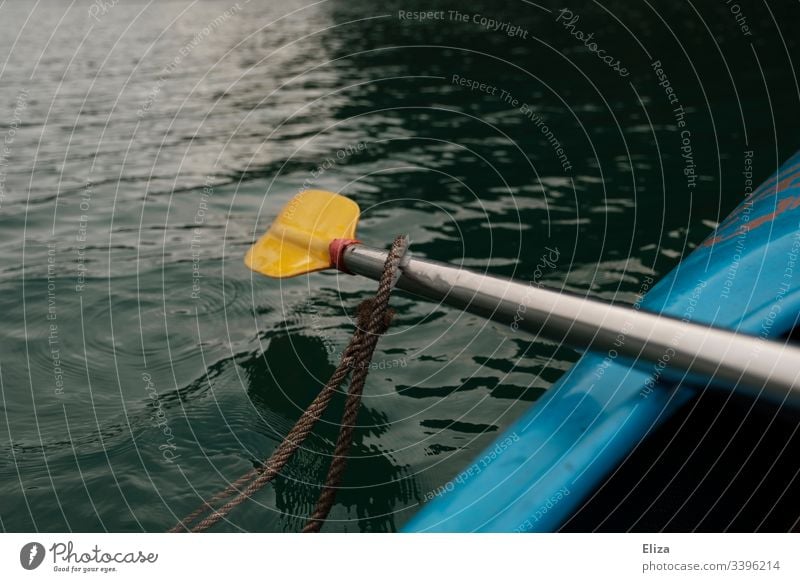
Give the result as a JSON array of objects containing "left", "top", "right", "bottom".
[{"left": 0, "top": 0, "right": 797, "bottom": 531}]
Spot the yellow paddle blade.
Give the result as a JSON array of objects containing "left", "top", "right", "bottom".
[{"left": 244, "top": 190, "right": 360, "bottom": 278}]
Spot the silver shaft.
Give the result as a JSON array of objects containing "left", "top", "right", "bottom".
[{"left": 344, "top": 244, "right": 800, "bottom": 405}]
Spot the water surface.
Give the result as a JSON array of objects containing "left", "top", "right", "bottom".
[{"left": 1, "top": 0, "right": 798, "bottom": 531}]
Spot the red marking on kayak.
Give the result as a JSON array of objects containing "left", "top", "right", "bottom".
[
  {"left": 723, "top": 165, "right": 800, "bottom": 226},
  {"left": 700, "top": 195, "right": 800, "bottom": 248},
  {"left": 749, "top": 157, "right": 800, "bottom": 202}
]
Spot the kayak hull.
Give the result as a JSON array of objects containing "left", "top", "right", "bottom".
[{"left": 404, "top": 152, "right": 800, "bottom": 532}]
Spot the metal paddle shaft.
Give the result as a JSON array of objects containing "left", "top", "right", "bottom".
[{"left": 343, "top": 243, "right": 800, "bottom": 405}]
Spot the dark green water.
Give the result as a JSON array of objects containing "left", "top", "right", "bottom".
[{"left": 1, "top": 0, "right": 798, "bottom": 532}]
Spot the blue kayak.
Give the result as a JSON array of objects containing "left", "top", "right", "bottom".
[{"left": 405, "top": 151, "right": 800, "bottom": 532}]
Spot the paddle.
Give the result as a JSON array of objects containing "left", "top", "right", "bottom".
[{"left": 246, "top": 190, "right": 800, "bottom": 405}]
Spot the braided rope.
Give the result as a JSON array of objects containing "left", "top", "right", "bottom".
[
  {"left": 170, "top": 344, "right": 357, "bottom": 532},
  {"left": 170, "top": 235, "right": 408, "bottom": 533},
  {"left": 303, "top": 236, "right": 408, "bottom": 532}
]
